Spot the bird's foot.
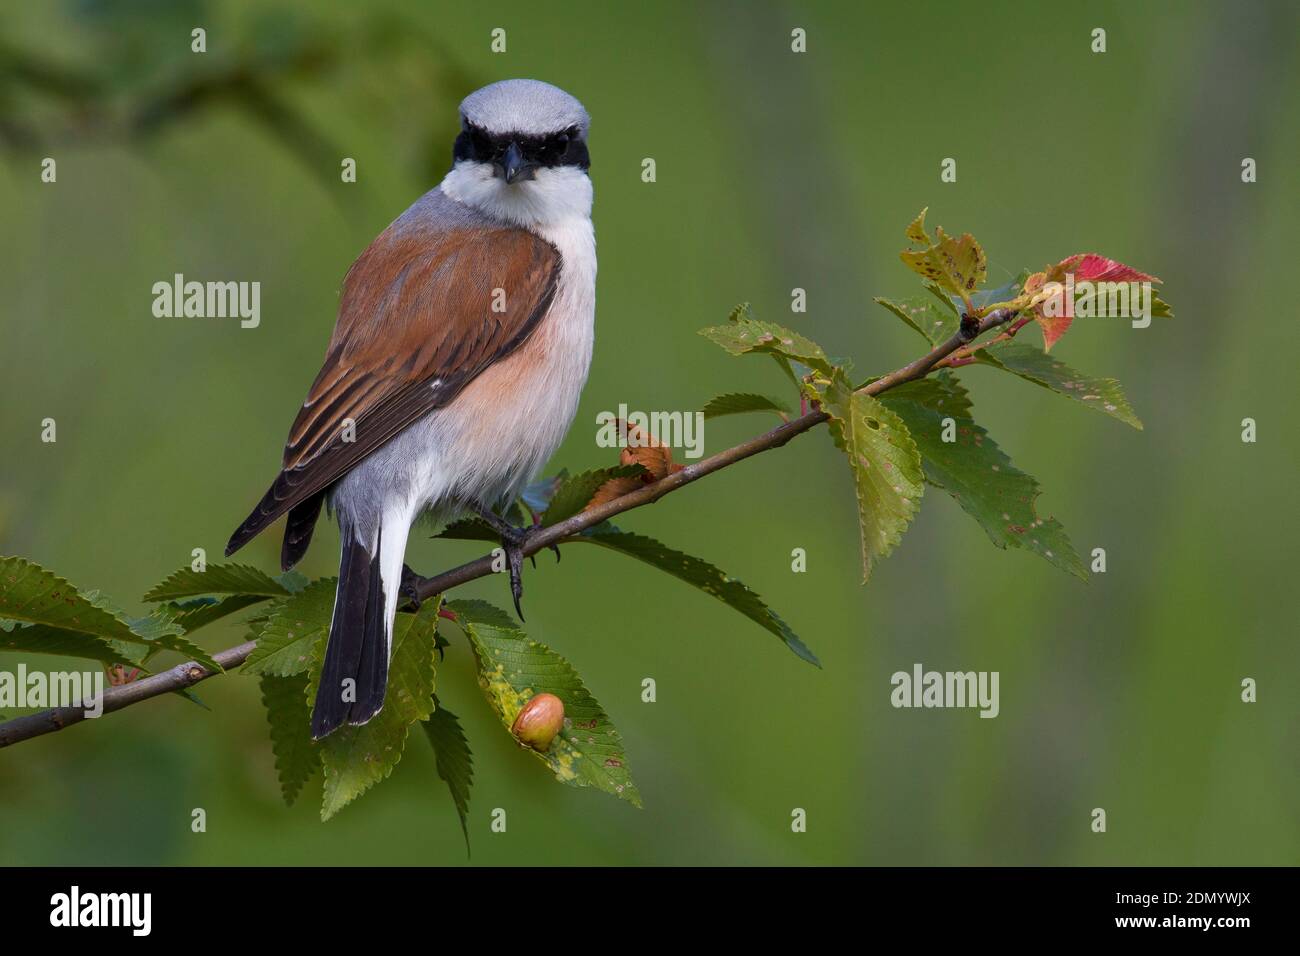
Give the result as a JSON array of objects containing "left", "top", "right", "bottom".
[
  {"left": 471, "top": 506, "right": 561, "bottom": 622},
  {"left": 399, "top": 563, "right": 431, "bottom": 611},
  {"left": 494, "top": 522, "right": 539, "bottom": 623}
]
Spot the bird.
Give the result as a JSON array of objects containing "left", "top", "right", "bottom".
[{"left": 224, "top": 79, "right": 596, "bottom": 739}]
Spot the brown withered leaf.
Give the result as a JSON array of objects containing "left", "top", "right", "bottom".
[{"left": 585, "top": 420, "right": 684, "bottom": 511}]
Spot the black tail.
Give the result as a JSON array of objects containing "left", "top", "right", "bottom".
[
  {"left": 280, "top": 492, "right": 324, "bottom": 571},
  {"left": 310, "top": 529, "right": 390, "bottom": 739}
]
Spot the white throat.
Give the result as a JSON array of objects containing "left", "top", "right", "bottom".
[{"left": 440, "top": 160, "right": 592, "bottom": 230}]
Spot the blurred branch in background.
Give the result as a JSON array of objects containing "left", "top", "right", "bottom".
[{"left": 0, "top": 5, "right": 479, "bottom": 192}]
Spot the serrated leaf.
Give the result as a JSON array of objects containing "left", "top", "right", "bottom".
[
  {"left": 978, "top": 341, "right": 1142, "bottom": 429},
  {"left": 700, "top": 392, "right": 792, "bottom": 420},
  {"left": 448, "top": 600, "right": 640, "bottom": 807},
  {"left": 0, "top": 622, "right": 137, "bottom": 667},
  {"left": 542, "top": 465, "right": 646, "bottom": 526},
  {"left": 899, "top": 210, "right": 987, "bottom": 301},
  {"left": 143, "top": 563, "right": 291, "bottom": 602},
  {"left": 242, "top": 578, "right": 336, "bottom": 677},
  {"left": 443, "top": 599, "right": 517, "bottom": 630},
  {"left": 876, "top": 294, "right": 960, "bottom": 346},
  {"left": 423, "top": 697, "right": 473, "bottom": 854},
  {"left": 821, "top": 375, "right": 925, "bottom": 582},
  {"left": 94, "top": 596, "right": 224, "bottom": 673},
  {"left": 904, "top": 207, "right": 930, "bottom": 245},
  {"left": 1022, "top": 255, "right": 1164, "bottom": 350},
  {"left": 434, "top": 517, "right": 499, "bottom": 543},
  {"left": 701, "top": 303, "right": 836, "bottom": 386},
  {"left": 310, "top": 600, "right": 441, "bottom": 821},
  {"left": 880, "top": 375, "right": 1086, "bottom": 578},
  {"left": 572, "top": 525, "right": 819, "bottom": 666},
  {"left": 166, "top": 593, "right": 268, "bottom": 633},
  {"left": 0, "top": 557, "right": 221, "bottom": 671},
  {"left": 260, "top": 673, "right": 320, "bottom": 806},
  {"left": 0, "top": 556, "right": 150, "bottom": 643}
]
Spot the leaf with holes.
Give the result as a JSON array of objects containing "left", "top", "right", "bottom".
[
  {"left": 898, "top": 209, "right": 987, "bottom": 303},
  {"left": 880, "top": 375, "right": 1086, "bottom": 578},
  {"left": 423, "top": 697, "right": 474, "bottom": 854},
  {"left": 820, "top": 373, "right": 925, "bottom": 582},
  {"left": 448, "top": 600, "right": 640, "bottom": 807},
  {"left": 308, "top": 599, "right": 441, "bottom": 821},
  {"left": 700, "top": 303, "right": 835, "bottom": 387},
  {"left": 260, "top": 673, "right": 320, "bottom": 806},
  {"left": 572, "top": 525, "right": 819, "bottom": 666}
]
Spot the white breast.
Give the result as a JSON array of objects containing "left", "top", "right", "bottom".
[
  {"left": 337, "top": 167, "right": 596, "bottom": 524},
  {"left": 433, "top": 214, "right": 596, "bottom": 509}
]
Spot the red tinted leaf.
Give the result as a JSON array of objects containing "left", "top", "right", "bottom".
[
  {"left": 1027, "top": 253, "right": 1162, "bottom": 350},
  {"left": 1070, "top": 254, "right": 1159, "bottom": 284}
]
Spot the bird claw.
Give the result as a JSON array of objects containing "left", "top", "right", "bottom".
[
  {"left": 493, "top": 523, "right": 561, "bottom": 623},
  {"left": 505, "top": 538, "right": 527, "bottom": 621},
  {"left": 400, "top": 564, "right": 428, "bottom": 611}
]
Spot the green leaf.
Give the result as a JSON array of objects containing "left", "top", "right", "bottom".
[
  {"left": 423, "top": 697, "right": 474, "bottom": 854},
  {"left": 242, "top": 578, "right": 336, "bottom": 677},
  {"left": 820, "top": 374, "right": 925, "bottom": 582},
  {"left": 880, "top": 375, "right": 1087, "bottom": 578},
  {"left": 899, "top": 209, "right": 987, "bottom": 301},
  {"left": 166, "top": 594, "right": 268, "bottom": 633},
  {"left": 143, "top": 563, "right": 291, "bottom": 602},
  {"left": 541, "top": 465, "right": 645, "bottom": 527},
  {"left": 97, "top": 598, "right": 224, "bottom": 674},
  {"left": 700, "top": 303, "right": 836, "bottom": 386},
  {"left": 0, "top": 557, "right": 222, "bottom": 671},
  {"left": 448, "top": 600, "right": 641, "bottom": 807},
  {"left": 876, "top": 294, "right": 960, "bottom": 346},
  {"left": 0, "top": 622, "right": 137, "bottom": 667},
  {"left": 977, "top": 341, "right": 1143, "bottom": 429},
  {"left": 572, "top": 525, "right": 819, "bottom": 666},
  {"left": 434, "top": 517, "right": 499, "bottom": 543},
  {"left": 0, "top": 556, "right": 152, "bottom": 643},
  {"left": 701, "top": 392, "right": 792, "bottom": 420},
  {"left": 941, "top": 276, "right": 1028, "bottom": 317},
  {"left": 310, "top": 600, "right": 441, "bottom": 821},
  {"left": 443, "top": 599, "right": 517, "bottom": 630},
  {"left": 260, "top": 673, "right": 320, "bottom": 807},
  {"left": 276, "top": 569, "right": 311, "bottom": 594}
]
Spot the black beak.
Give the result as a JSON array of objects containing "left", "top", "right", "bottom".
[{"left": 499, "top": 142, "right": 536, "bottom": 184}]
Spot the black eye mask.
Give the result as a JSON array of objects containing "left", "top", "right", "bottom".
[{"left": 453, "top": 122, "right": 590, "bottom": 172}]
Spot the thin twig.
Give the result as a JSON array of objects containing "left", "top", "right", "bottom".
[
  {"left": 0, "top": 641, "right": 255, "bottom": 748},
  {"left": 0, "top": 307, "right": 1014, "bottom": 749}
]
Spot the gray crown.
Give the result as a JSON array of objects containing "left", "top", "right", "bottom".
[{"left": 459, "top": 79, "right": 589, "bottom": 137}]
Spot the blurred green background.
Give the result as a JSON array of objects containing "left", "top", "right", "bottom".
[{"left": 1, "top": 0, "right": 1296, "bottom": 866}]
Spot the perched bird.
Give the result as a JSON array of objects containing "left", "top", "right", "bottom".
[{"left": 225, "top": 79, "right": 596, "bottom": 738}]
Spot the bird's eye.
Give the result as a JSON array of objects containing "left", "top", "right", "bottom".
[{"left": 565, "top": 125, "right": 579, "bottom": 138}]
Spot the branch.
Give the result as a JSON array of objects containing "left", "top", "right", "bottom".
[
  {"left": 0, "top": 308, "right": 1013, "bottom": 749},
  {"left": 0, "top": 640, "right": 255, "bottom": 748}
]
